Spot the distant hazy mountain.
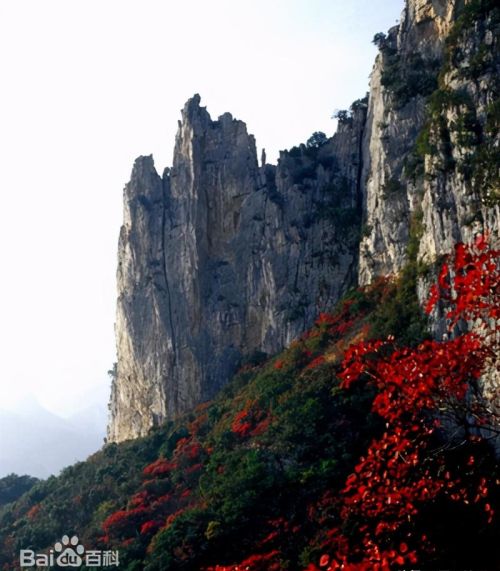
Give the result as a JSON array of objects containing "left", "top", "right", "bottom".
[{"left": 0, "top": 397, "right": 106, "bottom": 479}]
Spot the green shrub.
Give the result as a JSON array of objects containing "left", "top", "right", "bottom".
[
  {"left": 382, "top": 177, "right": 404, "bottom": 196},
  {"left": 381, "top": 52, "right": 440, "bottom": 109},
  {"left": 0, "top": 474, "right": 39, "bottom": 508}
]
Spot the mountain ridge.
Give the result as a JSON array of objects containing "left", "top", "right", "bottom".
[{"left": 0, "top": 400, "right": 106, "bottom": 479}]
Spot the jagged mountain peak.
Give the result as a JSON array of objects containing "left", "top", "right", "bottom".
[{"left": 109, "top": 92, "right": 365, "bottom": 442}]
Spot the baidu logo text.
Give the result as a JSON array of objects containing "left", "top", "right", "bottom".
[{"left": 20, "top": 534, "right": 119, "bottom": 567}]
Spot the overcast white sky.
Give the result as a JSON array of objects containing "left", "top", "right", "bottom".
[{"left": 0, "top": 0, "right": 403, "bottom": 420}]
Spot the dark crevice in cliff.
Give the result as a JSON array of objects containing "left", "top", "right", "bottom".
[
  {"left": 160, "top": 176, "right": 177, "bottom": 369},
  {"left": 355, "top": 109, "right": 367, "bottom": 217}
]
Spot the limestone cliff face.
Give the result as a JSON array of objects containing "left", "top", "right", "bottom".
[
  {"left": 359, "top": 0, "right": 499, "bottom": 286},
  {"left": 108, "top": 96, "right": 366, "bottom": 442},
  {"left": 108, "top": 0, "right": 499, "bottom": 443}
]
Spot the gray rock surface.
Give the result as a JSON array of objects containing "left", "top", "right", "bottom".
[
  {"left": 359, "top": 0, "right": 499, "bottom": 285},
  {"left": 108, "top": 96, "right": 366, "bottom": 442}
]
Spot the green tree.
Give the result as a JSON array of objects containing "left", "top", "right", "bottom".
[{"left": 306, "top": 131, "right": 328, "bottom": 149}]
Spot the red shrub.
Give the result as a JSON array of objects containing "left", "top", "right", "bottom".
[
  {"left": 102, "top": 507, "right": 148, "bottom": 537},
  {"left": 140, "top": 520, "right": 160, "bottom": 535},
  {"left": 143, "top": 458, "right": 176, "bottom": 477},
  {"left": 306, "top": 355, "right": 326, "bottom": 370},
  {"left": 310, "top": 236, "right": 499, "bottom": 569}
]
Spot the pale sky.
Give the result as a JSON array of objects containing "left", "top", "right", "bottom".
[{"left": 0, "top": 0, "right": 403, "bottom": 419}]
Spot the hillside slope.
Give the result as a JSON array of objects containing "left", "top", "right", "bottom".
[{"left": 1, "top": 240, "right": 499, "bottom": 570}]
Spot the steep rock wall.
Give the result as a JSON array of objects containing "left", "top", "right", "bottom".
[
  {"left": 359, "top": 0, "right": 499, "bottom": 286},
  {"left": 108, "top": 96, "right": 366, "bottom": 442}
]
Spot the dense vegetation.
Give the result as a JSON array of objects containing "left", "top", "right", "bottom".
[
  {"left": 0, "top": 236, "right": 498, "bottom": 570},
  {"left": 0, "top": 476, "right": 38, "bottom": 510}
]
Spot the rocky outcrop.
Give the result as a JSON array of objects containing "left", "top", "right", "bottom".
[
  {"left": 359, "top": 0, "right": 499, "bottom": 285},
  {"left": 108, "top": 96, "right": 366, "bottom": 442},
  {"left": 108, "top": 0, "right": 499, "bottom": 443}
]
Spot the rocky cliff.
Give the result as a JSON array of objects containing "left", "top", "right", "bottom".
[
  {"left": 108, "top": 96, "right": 366, "bottom": 442},
  {"left": 108, "top": 0, "right": 499, "bottom": 443},
  {"left": 360, "top": 0, "right": 499, "bottom": 287}
]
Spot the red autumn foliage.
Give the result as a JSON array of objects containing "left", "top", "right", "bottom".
[
  {"left": 103, "top": 438, "right": 208, "bottom": 541},
  {"left": 98, "top": 237, "right": 498, "bottom": 571},
  {"left": 140, "top": 520, "right": 160, "bottom": 535},
  {"left": 204, "top": 550, "right": 282, "bottom": 571},
  {"left": 313, "top": 300, "right": 361, "bottom": 341},
  {"left": 102, "top": 507, "right": 148, "bottom": 537},
  {"left": 231, "top": 409, "right": 253, "bottom": 436},
  {"left": 26, "top": 504, "right": 41, "bottom": 520},
  {"left": 311, "top": 236, "right": 499, "bottom": 570},
  {"left": 171, "top": 437, "right": 205, "bottom": 470},
  {"left": 255, "top": 517, "right": 299, "bottom": 549},
  {"left": 185, "top": 441, "right": 203, "bottom": 460},
  {"left": 129, "top": 490, "right": 149, "bottom": 508},
  {"left": 188, "top": 411, "right": 209, "bottom": 437},
  {"left": 152, "top": 493, "right": 172, "bottom": 509},
  {"left": 185, "top": 462, "right": 204, "bottom": 476},
  {"left": 165, "top": 507, "right": 187, "bottom": 528},
  {"left": 316, "top": 313, "right": 338, "bottom": 326},
  {"left": 426, "top": 234, "right": 500, "bottom": 323},
  {"left": 231, "top": 403, "right": 270, "bottom": 438},
  {"left": 306, "top": 355, "right": 326, "bottom": 370},
  {"left": 251, "top": 416, "right": 271, "bottom": 437},
  {"left": 143, "top": 458, "right": 177, "bottom": 477}
]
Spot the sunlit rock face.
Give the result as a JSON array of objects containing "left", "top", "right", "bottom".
[
  {"left": 108, "top": 95, "right": 365, "bottom": 442},
  {"left": 359, "top": 0, "right": 499, "bottom": 285}
]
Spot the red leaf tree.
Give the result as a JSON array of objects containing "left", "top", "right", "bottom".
[{"left": 310, "top": 236, "right": 500, "bottom": 570}]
